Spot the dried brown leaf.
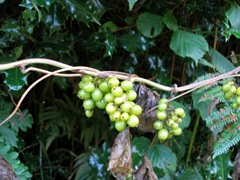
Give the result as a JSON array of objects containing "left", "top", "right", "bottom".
[
  {"left": 232, "top": 149, "right": 240, "bottom": 180},
  {"left": 135, "top": 156, "right": 158, "bottom": 180},
  {"left": 0, "top": 154, "right": 18, "bottom": 180},
  {"left": 108, "top": 127, "right": 132, "bottom": 180},
  {"left": 134, "top": 83, "right": 159, "bottom": 132}
]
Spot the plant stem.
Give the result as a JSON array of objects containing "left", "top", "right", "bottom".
[{"left": 186, "top": 113, "right": 200, "bottom": 167}]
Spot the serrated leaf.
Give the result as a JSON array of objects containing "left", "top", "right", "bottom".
[
  {"left": 128, "top": 0, "right": 138, "bottom": 11},
  {"left": 137, "top": 12, "right": 164, "bottom": 38},
  {"left": 163, "top": 10, "right": 178, "bottom": 31},
  {"left": 132, "top": 136, "right": 151, "bottom": 156},
  {"left": 3, "top": 68, "right": 29, "bottom": 91},
  {"left": 10, "top": 110, "right": 33, "bottom": 133},
  {"left": 170, "top": 30, "right": 209, "bottom": 64},
  {"left": 177, "top": 169, "right": 203, "bottom": 180},
  {"left": 0, "top": 124, "right": 18, "bottom": 147},
  {"left": 119, "top": 31, "right": 155, "bottom": 52},
  {"left": 62, "top": 0, "right": 106, "bottom": 25},
  {"left": 209, "top": 48, "right": 235, "bottom": 73},
  {"left": 148, "top": 144, "right": 177, "bottom": 173}
]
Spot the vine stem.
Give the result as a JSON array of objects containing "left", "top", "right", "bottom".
[{"left": 0, "top": 66, "right": 86, "bottom": 126}]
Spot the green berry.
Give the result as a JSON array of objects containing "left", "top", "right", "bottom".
[
  {"left": 224, "top": 91, "right": 233, "bottom": 100},
  {"left": 222, "top": 84, "right": 231, "bottom": 92},
  {"left": 236, "top": 96, "right": 240, "bottom": 105},
  {"left": 114, "top": 97, "right": 124, "bottom": 105},
  {"left": 126, "top": 90, "right": 137, "bottom": 101},
  {"left": 91, "top": 88, "right": 103, "bottom": 101},
  {"left": 78, "top": 81, "right": 85, "bottom": 89},
  {"left": 112, "top": 111, "right": 121, "bottom": 121},
  {"left": 115, "top": 121, "right": 126, "bottom": 132},
  {"left": 121, "top": 112, "right": 130, "bottom": 121},
  {"left": 232, "top": 102, "right": 239, "bottom": 110},
  {"left": 108, "top": 78, "right": 120, "bottom": 88},
  {"left": 99, "top": 81, "right": 110, "bottom": 92},
  {"left": 85, "top": 109, "right": 94, "bottom": 118},
  {"left": 230, "top": 85, "right": 237, "bottom": 94},
  {"left": 171, "top": 122, "right": 179, "bottom": 129},
  {"left": 156, "top": 110, "right": 167, "bottom": 120},
  {"left": 174, "top": 108, "right": 185, "bottom": 117},
  {"left": 106, "top": 103, "right": 118, "bottom": 114},
  {"left": 172, "top": 127, "right": 182, "bottom": 136},
  {"left": 236, "top": 87, "right": 240, "bottom": 96},
  {"left": 131, "top": 104, "right": 142, "bottom": 116},
  {"left": 121, "top": 80, "right": 133, "bottom": 91},
  {"left": 104, "top": 93, "right": 115, "bottom": 102},
  {"left": 77, "top": 89, "right": 91, "bottom": 100},
  {"left": 120, "top": 101, "right": 132, "bottom": 113},
  {"left": 158, "top": 129, "right": 169, "bottom": 141},
  {"left": 83, "top": 99, "right": 95, "bottom": 110},
  {"left": 82, "top": 75, "right": 93, "bottom": 82},
  {"left": 158, "top": 103, "right": 167, "bottom": 111},
  {"left": 96, "top": 99, "right": 107, "bottom": 109},
  {"left": 111, "top": 86, "right": 124, "bottom": 97},
  {"left": 159, "top": 98, "right": 168, "bottom": 104},
  {"left": 83, "top": 82, "right": 95, "bottom": 93},
  {"left": 127, "top": 115, "right": 139, "bottom": 127},
  {"left": 153, "top": 121, "right": 163, "bottom": 130}
]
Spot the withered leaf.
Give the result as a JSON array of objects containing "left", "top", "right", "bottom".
[
  {"left": 108, "top": 127, "right": 132, "bottom": 180},
  {"left": 0, "top": 154, "right": 18, "bottom": 180},
  {"left": 135, "top": 156, "right": 158, "bottom": 180},
  {"left": 232, "top": 149, "right": 240, "bottom": 180},
  {"left": 134, "top": 83, "right": 160, "bottom": 132}
]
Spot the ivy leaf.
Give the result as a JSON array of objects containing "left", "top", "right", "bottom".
[
  {"left": 20, "top": 0, "right": 57, "bottom": 10},
  {"left": 163, "top": 10, "right": 178, "bottom": 31},
  {"left": 41, "top": 3, "right": 65, "bottom": 35},
  {"left": 137, "top": 12, "right": 164, "bottom": 38},
  {"left": 177, "top": 169, "right": 203, "bottom": 180},
  {"left": 132, "top": 136, "right": 151, "bottom": 156},
  {"left": 208, "top": 151, "right": 234, "bottom": 179},
  {"left": 148, "top": 144, "right": 177, "bottom": 174},
  {"left": 119, "top": 31, "right": 155, "bottom": 52},
  {"left": 1, "top": 19, "right": 20, "bottom": 36},
  {"left": 3, "top": 68, "right": 29, "bottom": 91},
  {"left": 128, "top": 0, "right": 138, "bottom": 11},
  {"left": 170, "top": 30, "right": 209, "bottom": 64},
  {"left": 103, "top": 32, "right": 116, "bottom": 57},
  {"left": 62, "top": 0, "right": 106, "bottom": 25}
]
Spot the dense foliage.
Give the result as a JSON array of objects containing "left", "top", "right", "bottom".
[{"left": 0, "top": 0, "right": 239, "bottom": 179}]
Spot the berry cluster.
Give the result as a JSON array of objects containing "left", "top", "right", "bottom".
[
  {"left": 77, "top": 75, "right": 142, "bottom": 131},
  {"left": 154, "top": 98, "right": 185, "bottom": 141},
  {"left": 222, "top": 80, "right": 240, "bottom": 110}
]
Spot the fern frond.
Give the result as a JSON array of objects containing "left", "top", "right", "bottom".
[
  {"left": 199, "top": 85, "right": 224, "bottom": 102},
  {"left": 213, "top": 120, "right": 240, "bottom": 158},
  {"left": 206, "top": 107, "right": 238, "bottom": 132}
]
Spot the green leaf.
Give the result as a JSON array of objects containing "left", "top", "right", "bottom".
[
  {"left": 101, "top": 21, "right": 118, "bottom": 32},
  {"left": 137, "top": 12, "right": 164, "bottom": 38},
  {"left": 170, "top": 30, "right": 209, "bottom": 64},
  {"left": 148, "top": 144, "right": 177, "bottom": 173},
  {"left": 128, "top": 0, "right": 138, "bottom": 11},
  {"left": 177, "top": 169, "right": 203, "bottom": 180},
  {"left": 3, "top": 68, "right": 29, "bottom": 91},
  {"left": 22, "top": 9, "right": 36, "bottom": 22},
  {"left": 103, "top": 32, "right": 116, "bottom": 57},
  {"left": 10, "top": 110, "right": 33, "bottom": 133},
  {"left": 170, "top": 101, "right": 190, "bottom": 129},
  {"left": 132, "top": 136, "right": 151, "bottom": 156},
  {"left": 1, "top": 19, "right": 20, "bottom": 36},
  {"left": 225, "top": 4, "right": 240, "bottom": 38},
  {"left": 20, "top": 0, "right": 57, "bottom": 10},
  {"left": 208, "top": 48, "right": 235, "bottom": 73},
  {"left": 62, "top": 0, "right": 106, "bottom": 25},
  {"left": 207, "top": 151, "right": 233, "bottom": 179},
  {"left": 41, "top": 3, "right": 65, "bottom": 35},
  {"left": 0, "top": 124, "right": 18, "bottom": 147},
  {"left": 119, "top": 31, "right": 155, "bottom": 52},
  {"left": 163, "top": 10, "right": 178, "bottom": 31}
]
